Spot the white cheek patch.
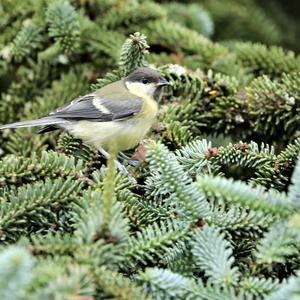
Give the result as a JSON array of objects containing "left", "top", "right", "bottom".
[{"left": 126, "top": 82, "right": 156, "bottom": 98}]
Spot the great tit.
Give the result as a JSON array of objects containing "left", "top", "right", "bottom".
[{"left": 0, "top": 67, "right": 169, "bottom": 173}]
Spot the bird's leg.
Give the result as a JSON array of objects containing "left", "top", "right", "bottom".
[
  {"left": 118, "top": 152, "right": 140, "bottom": 167},
  {"left": 98, "top": 147, "right": 129, "bottom": 175}
]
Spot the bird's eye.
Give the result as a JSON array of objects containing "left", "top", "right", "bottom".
[{"left": 142, "top": 78, "right": 149, "bottom": 84}]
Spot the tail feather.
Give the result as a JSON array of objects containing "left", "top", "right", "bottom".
[{"left": 0, "top": 117, "right": 67, "bottom": 130}]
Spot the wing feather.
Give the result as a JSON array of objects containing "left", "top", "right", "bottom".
[
  {"left": 48, "top": 89, "right": 143, "bottom": 122},
  {"left": 0, "top": 81, "right": 143, "bottom": 131}
]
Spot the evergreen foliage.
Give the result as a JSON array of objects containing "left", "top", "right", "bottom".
[{"left": 0, "top": 0, "right": 300, "bottom": 298}]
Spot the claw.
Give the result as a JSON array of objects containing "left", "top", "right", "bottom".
[
  {"left": 98, "top": 147, "right": 136, "bottom": 184},
  {"left": 127, "top": 159, "right": 140, "bottom": 167},
  {"left": 113, "top": 159, "right": 128, "bottom": 174}
]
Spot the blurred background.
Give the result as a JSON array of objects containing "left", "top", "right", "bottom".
[{"left": 162, "top": 0, "right": 300, "bottom": 53}]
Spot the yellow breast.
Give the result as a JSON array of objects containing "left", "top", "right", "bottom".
[{"left": 136, "top": 96, "right": 158, "bottom": 119}]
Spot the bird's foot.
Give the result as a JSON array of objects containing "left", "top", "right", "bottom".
[
  {"left": 118, "top": 152, "right": 140, "bottom": 167},
  {"left": 127, "top": 159, "right": 140, "bottom": 167},
  {"left": 113, "top": 159, "right": 129, "bottom": 174},
  {"left": 98, "top": 147, "right": 136, "bottom": 184}
]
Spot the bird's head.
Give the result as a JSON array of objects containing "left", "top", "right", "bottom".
[{"left": 124, "top": 67, "right": 169, "bottom": 98}]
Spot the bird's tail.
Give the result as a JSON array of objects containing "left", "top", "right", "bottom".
[{"left": 0, "top": 117, "right": 67, "bottom": 130}]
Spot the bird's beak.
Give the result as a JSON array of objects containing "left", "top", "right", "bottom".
[{"left": 156, "top": 78, "right": 170, "bottom": 86}]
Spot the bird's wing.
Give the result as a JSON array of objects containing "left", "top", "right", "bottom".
[
  {"left": 0, "top": 81, "right": 143, "bottom": 130},
  {"left": 48, "top": 81, "right": 143, "bottom": 122}
]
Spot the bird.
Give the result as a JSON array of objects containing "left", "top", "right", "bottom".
[{"left": 0, "top": 67, "right": 169, "bottom": 174}]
